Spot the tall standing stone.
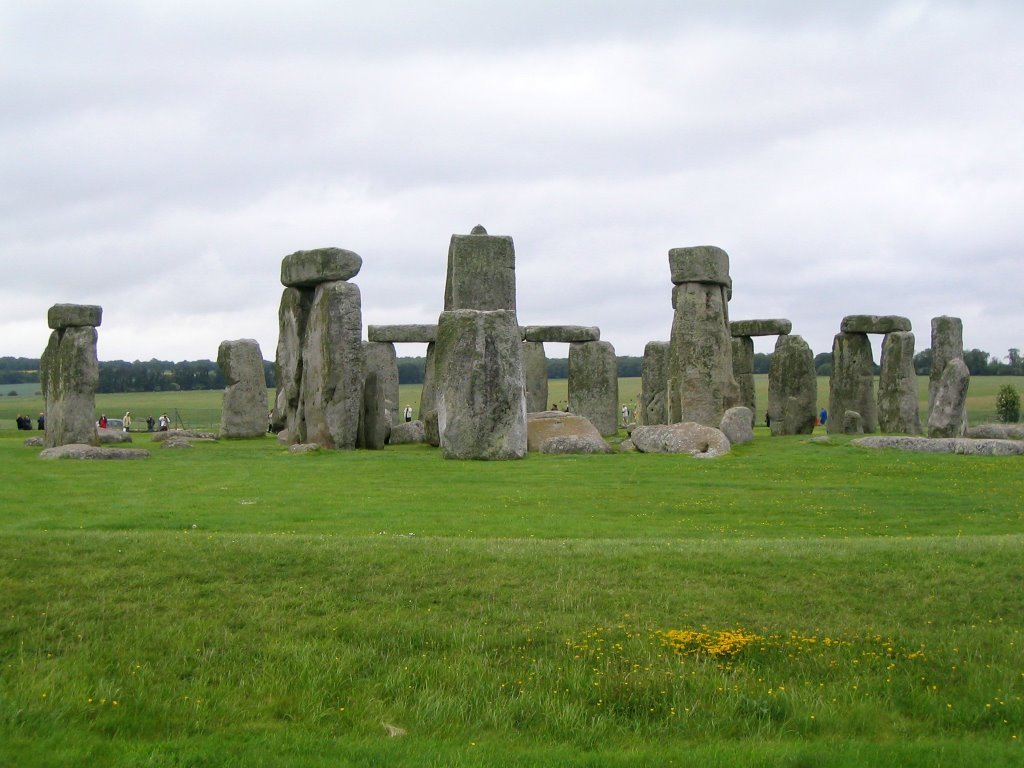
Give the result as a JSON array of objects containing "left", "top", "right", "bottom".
[
  {"left": 523, "top": 340, "right": 549, "bottom": 413},
  {"left": 638, "top": 341, "right": 669, "bottom": 426},
  {"left": 568, "top": 340, "right": 619, "bottom": 436},
  {"left": 272, "top": 287, "right": 313, "bottom": 435},
  {"left": 828, "top": 332, "right": 877, "bottom": 434},
  {"left": 767, "top": 334, "right": 817, "bottom": 435},
  {"left": 929, "top": 316, "right": 964, "bottom": 423},
  {"left": 434, "top": 309, "right": 527, "bottom": 460},
  {"left": 218, "top": 339, "right": 268, "bottom": 438},
  {"left": 41, "top": 306, "right": 101, "bottom": 448},
  {"left": 878, "top": 331, "right": 922, "bottom": 434},
  {"left": 927, "top": 358, "right": 970, "bottom": 438},
  {"left": 667, "top": 246, "right": 739, "bottom": 427},
  {"left": 364, "top": 341, "right": 399, "bottom": 429},
  {"left": 299, "top": 280, "right": 364, "bottom": 449},
  {"left": 731, "top": 336, "right": 755, "bottom": 421},
  {"left": 444, "top": 225, "right": 516, "bottom": 312},
  {"left": 420, "top": 342, "right": 440, "bottom": 447},
  {"left": 273, "top": 248, "right": 365, "bottom": 449},
  {"left": 357, "top": 369, "right": 387, "bottom": 450}
]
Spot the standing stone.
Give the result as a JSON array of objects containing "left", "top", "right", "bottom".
[
  {"left": 364, "top": 341, "right": 399, "bottom": 429},
  {"left": 720, "top": 406, "right": 754, "bottom": 445},
  {"left": 842, "top": 410, "right": 865, "bottom": 435},
  {"left": 878, "top": 331, "right": 922, "bottom": 435},
  {"left": 568, "top": 340, "right": 619, "bottom": 436},
  {"left": 828, "top": 333, "right": 877, "bottom": 434},
  {"left": 767, "top": 334, "right": 817, "bottom": 436},
  {"left": 300, "top": 281, "right": 364, "bottom": 449},
  {"left": 357, "top": 369, "right": 387, "bottom": 450},
  {"left": 444, "top": 226, "right": 516, "bottom": 311},
  {"left": 420, "top": 342, "right": 440, "bottom": 447},
  {"left": 929, "top": 316, "right": 964, "bottom": 417},
  {"left": 523, "top": 341, "right": 549, "bottom": 413},
  {"left": 927, "top": 359, "right": 970, "bottom": 438},
  {"left": 41, "top": 318, "right": 100, "bottom": 448},
  {"left": 434, "top": 309, "right": 527, "bottom": 460},
  {"left": 667, "top": 276, "right": 739, "bottom": 427},
  {"left": 217, "top": 339, "right": 268, "bottom": 438},
  {"left": 272, "top": 287, "right": 313, "bottom": 435},
  {"left": 731, "top": 336, "right": 755, "bottom": 421},
  {"left": 638, "top": 341, "right": 669, "bottom": 426}
]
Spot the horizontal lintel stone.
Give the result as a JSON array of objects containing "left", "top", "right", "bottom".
[
  {"left": 367, "top": 324, "right": 437, "bottom": 343},
  {"left": 48, "top": 303, "right": 102, "bottom": 329},
  {"left": 668, "top": 245, "right": 730, "bottom": 286},
  {"left": 730, "top": 319, "right": 793, "bottom": 337},
  {"left": 281, "top": 248, "right": 362, "bottom": 287},
  {"left": 521, "top": 325, "right": 600, "bottom": 343},
  {"left": 840, "top": 315, "right": 912, "bottom": 334}
]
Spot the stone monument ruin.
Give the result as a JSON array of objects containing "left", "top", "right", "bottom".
[
  {"left": 41, "top": 303, "right": 101, "bottom": 448},
  {"left": 218, "top": 338, "right": 269, "bottom": 438}
]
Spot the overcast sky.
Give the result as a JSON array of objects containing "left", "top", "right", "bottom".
[{"left": 2, "top": 1, "right": 1021, "bottom": 365}]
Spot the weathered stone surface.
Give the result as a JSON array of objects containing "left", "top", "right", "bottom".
[
  {"left": 357, "top": 369, "right": 387, "bottom": 450},
  {"left": 927, "top": 358, "right": 970, "bottom": 438},
  {"left": 218, "top": 339, "right": 268, "bottom": 438},
  {"left": 41, "top": 325, "right": 99, "bottom": 448},
  {"left": 630, "top": 423, "right": 731, "bottom": 458},
  {"left": 444, "top": 229, "right": 516, "bottom": 311},
  {"left": 828, "top": 333, "right": 877, "bottom": 434},
  {"left": 967, "top": 424, "right": 1024, "bottom": 440},
  {"left": 540, "top": 435, "right": 613, "bottom": 455},
  {"left": 367, "top": 324, "right": 438, "bottom": 343},
  {"left": 668, "top": 282, "right": 739, "bottom": 428},
  {"left": 151, "top": 429, "right": 218, "bottom": 442},
  {"left": 853, "top": 436, "right": 1024, "bottom": 456},
  {"left": 288, "top": 442, "right": 321, "bottom": 454},
  {"left": 300, "top": 281, "right": 364, "bottom": 449},
  {"left": 39, "top": 444, "right": 150, "bottom": 460},
  {"left": 23, "top": 437, "right": 44, "bottom": 447},
  {"left": 162, "top": 436, "right": 194, "bottom": 449},
  {"left": 364, "top": 341, "right": 399, "bottom": 428},
  {"left": 877, "top": 331, "right": 922, "bottom": 435},
  {"left": 419, "top": 342, "right": 440, "bottom": 446},
  {"left": 47, "top": 303, "right": 102, "bottom": 329},
  {"left": 639, "top": 341, "right": 669, "bottom": 426},
  {"left": 97, "top": 428, "right": 132, "bottom": 444},
  {"left": 281, "top": 247, "right": 362, "bottom": 287},
  {"left": 527, "top": 410, "right": 606, "bottom": 452},
  {"left": 523, "top": 341, "right": 549, "bottom": 414},
  {"left": 731, "top": 336, "right": 755, "bottom": 421},
  {"left": 929, "top": 316, "right": 964, "bottom": 417},
  {"left": 389, "top": 420, "right": 426, "bottom": 444},
  {"left": 768, "top": 334, "right": 817, "bottom": 436},
  {"left": 720, "top": 406, "right": 754, "bottom": 445},
  {"left": 840, "top": 315, "right": 912, "bottom": 334},
  {"left": 568, "top": 341, "right": 619, "bottom": 436},
  {"left": 730, "top": 319, "right": 792, "bottom": 337},
  {"left": 619, "top": 439, "right": 637, "bottom": 452},
  {"left": 272, "top": 287, "right": 313, "bottom": 435},
  {"left": 434, "top": 309, "right": 527, "bottom": 460},
  {"left": 521, "top": 325, "right": 600, "bottom": 343},
  {"left": 668, "top": 246, "right": 730, "bottom": 286},
  {"left": 842, "top": 410, "right": 864, "bottom": 435}
]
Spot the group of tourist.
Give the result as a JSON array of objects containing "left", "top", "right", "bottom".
[{"left": 14, "top": 414, "right": 42, "bottom": 430}]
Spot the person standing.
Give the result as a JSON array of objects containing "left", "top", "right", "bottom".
[
  {"left": 404, "top": 404, "right": 413, "bottom": 423},
  {"left": 123, "top": 411, "right": 132, "bottom": 432}
]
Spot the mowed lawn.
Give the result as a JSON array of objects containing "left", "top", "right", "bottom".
[{"left": 1, "top": 380, "right": 1023, "bottom": 766}]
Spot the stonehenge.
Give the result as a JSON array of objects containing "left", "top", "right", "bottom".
[
  {"left": 929, "top": 316, "right": 966, "bottom": 435},
  {"left": 877, "top": 331, "right": 922, "bottom": 435},
  {"left": 767, "top": 334, "right": 817, "bottom": 435},
  {"left": 729, "top": 318, "right": 794, "bottom": 424},
  {"left": 217, "top": 339, "right": 268, "bottom": 438},
  {"left": 273, "top": 248, "right": 364, "bottom": 449},
  {"left": 568, "top": 340, "right": 619, "bottom": 436},
  {"left": 667, "top": 246, "right": 739, "bottom": 428},
  {"left": 41, "top": 303, "right": 102, "bottom": 448},
  {"left": 638, "top": 341, "right": 669, "bottom": 426}
]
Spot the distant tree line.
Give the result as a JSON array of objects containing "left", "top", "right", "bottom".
[{"left": 2, "top": 347, "right": 1020, "bottom": 391}]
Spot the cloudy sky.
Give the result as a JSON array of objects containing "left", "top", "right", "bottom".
[{"left": 2, "top": 0, "right": 1021, "bottom": 364}]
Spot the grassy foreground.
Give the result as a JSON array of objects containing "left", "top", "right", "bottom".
[{"left": 1, "top": 418, "right": 1023, "bottom": 766}]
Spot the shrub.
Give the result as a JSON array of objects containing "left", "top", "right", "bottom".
[{"left": 995, "top": 384, "right": 1020, "bottom": 423}]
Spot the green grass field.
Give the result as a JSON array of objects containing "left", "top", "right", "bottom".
[{"left": 1, "top": 379, "right": 1022, "bottom": 766}]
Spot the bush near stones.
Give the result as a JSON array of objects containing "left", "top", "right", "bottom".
[{"left": 996, "top": 384, "right": 1021, "bottom": 424}]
